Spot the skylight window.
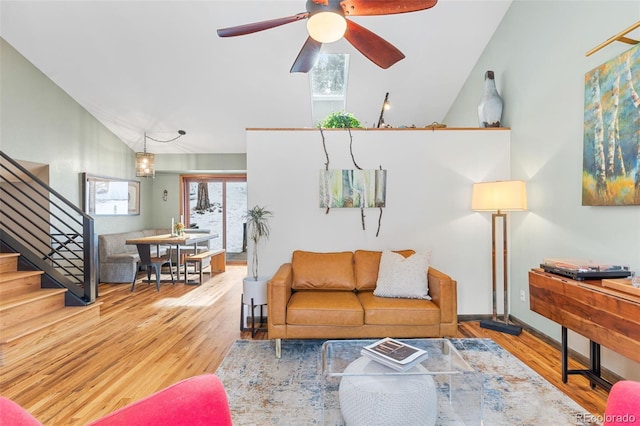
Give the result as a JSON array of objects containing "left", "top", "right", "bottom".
[{"left": 309, "top": 53, "right": 350, "bottom": 126}]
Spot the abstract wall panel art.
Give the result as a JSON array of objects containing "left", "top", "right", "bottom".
[{"left": 319, "top": 169, "right": 387, "bottom": 208}]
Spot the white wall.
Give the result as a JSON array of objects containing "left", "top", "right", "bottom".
[
  {"left": 246, "top": 128, "right": 510, "bottom": 315},
  {"left": 445, "top": 1, "right": 640, "bottom": 379}
]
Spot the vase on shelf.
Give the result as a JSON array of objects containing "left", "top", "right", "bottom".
[{"left": 477, "top": 70, "right": 503, "bottom": 128}]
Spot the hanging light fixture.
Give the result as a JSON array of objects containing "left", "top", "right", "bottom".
[
  {"left": 135, "top": 135, "right": 155, "bottom": 178},
  {"left": 136, "top": 130, "right": 186, "bottom": 178}
]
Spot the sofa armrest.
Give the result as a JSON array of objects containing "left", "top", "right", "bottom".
[
  {"left": 268, "top": 263, "right": 293, "bottom": 329},
  {"left": 0, "top": 397, "right": 43, "bottom": 426},
  {"left": 87, "top": 374, "right": 231, "bottom": 426},
  {"left": 604, "top": 380, "right": 640, "bottom": 426},
  {"left": 428, "top": 267, "right": 458, "bottom": 327}
]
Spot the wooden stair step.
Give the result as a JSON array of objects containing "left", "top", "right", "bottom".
[
  {"left": 0, "top": 270, "right": 44, "bottom": 283},
  {"left": 0, "top": 287, "right": 67, "bottom": 310},
  {"left": 0, "top": 302, "right": 102, "bottom": 366},
  {"left": 0, "top": 253, "right": 20, "bottom": 273},
  {"left": 0, "top": 251, "right": 104, "bottom": 367},
  {"left": 0, "top": 288, "right": 68, "bottom": 330},
  {"left": 1, "top": 302, "right": 100, "bottom": 343},
  {"left": 0, "top": 271, "right": 45, "bottom": 300}
]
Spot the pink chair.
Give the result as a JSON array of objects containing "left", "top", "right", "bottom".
[
  {"left": 1, "top": 374, "right": 232, "bottom": 426},
  {"left": 604, "top": 380, "right": 640, "bottom": 426}
]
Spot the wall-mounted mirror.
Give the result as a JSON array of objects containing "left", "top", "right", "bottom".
[{"left": 83, "top": 173, "right": 140, "bottom": 216}]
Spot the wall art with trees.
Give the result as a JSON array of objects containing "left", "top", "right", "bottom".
[{"left": 583, "top": 43, "right": 639, "bottom": 206}]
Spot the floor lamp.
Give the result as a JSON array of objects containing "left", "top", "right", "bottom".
[{"left": 472, "top": 180, "right": 527, "bottom": 336}]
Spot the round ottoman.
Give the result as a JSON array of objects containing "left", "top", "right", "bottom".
[{"left": 338, "top": 356, "right": 437, "bottom": 426}]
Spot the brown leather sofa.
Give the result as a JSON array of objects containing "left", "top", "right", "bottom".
[{"left": 267, "top": 250, "right": 458, "bottom": 357}]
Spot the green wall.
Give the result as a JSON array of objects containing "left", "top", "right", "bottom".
[{"left": 1, "top": 38, "right": 149, "bottom": 234}]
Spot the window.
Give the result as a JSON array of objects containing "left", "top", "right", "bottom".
[{"left": 310, "top": 53, "right": 350, "bottom": 126}]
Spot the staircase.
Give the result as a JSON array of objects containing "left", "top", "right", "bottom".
[{"left": 0, "top": 252, "right": 102, "bottom": 366}]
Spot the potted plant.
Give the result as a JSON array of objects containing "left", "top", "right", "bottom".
[
  {"left": 243, "top": 205, "right": 273, "bottom": 281},
  {"left": 242, "top": 205, "right": 273, "bottom": 334},
  {"left": 320, "top": 111, "right": 364, "bottom": 129}
]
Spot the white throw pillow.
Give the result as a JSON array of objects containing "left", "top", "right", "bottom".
[{"left": 373, "top": 250, "right": 431, "bottom": 300}]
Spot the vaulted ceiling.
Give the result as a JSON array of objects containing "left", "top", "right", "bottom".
[{"left": 1, "top": 0, "right": 511, "bottom": 154}]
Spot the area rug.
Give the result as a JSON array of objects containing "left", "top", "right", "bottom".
[{"left": 215, "top": 338, "right": 598, "bottom": 425}]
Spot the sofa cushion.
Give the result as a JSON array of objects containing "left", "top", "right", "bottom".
[
  {"left": 354, "top": 249, "right": 415, "bottom": 291},
  {"left": 292, "top": 251, "right": 355, "bottom": 291},
  {"left": 287, "top": 291, "right": 363, "bottom": 326},
  {"left": 107, "top": 253, "right": 140, "bottom": 263},
  {"left": 357, "top": 291, "right": 440, "bottom": 325},
  {"left": 143, "top": 229, "right": 170, "bottom": 237},
  {"left": 99, "top": 231, "right": 144, "bottom": 258},
  {"left": 374, "top": 250, "right": 431, "bottom": 299}
]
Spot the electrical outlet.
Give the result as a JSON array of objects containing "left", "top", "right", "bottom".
[{"left": 520, "top": 290, "right": 526, "bottom": 302}]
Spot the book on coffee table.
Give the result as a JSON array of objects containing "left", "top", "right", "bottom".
[{"left": 361, "top": 338, "right": 428, "bottom": 371}]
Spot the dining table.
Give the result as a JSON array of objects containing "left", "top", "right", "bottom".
[{"left": 125, "top": 233, "right": 218, "bottom": 283}]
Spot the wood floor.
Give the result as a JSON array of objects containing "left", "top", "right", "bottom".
[{"left": 0, "top": 265, "right": 608, "bottom": 425}]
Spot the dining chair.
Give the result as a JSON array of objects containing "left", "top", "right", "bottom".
[{"left": 131, "top": 244, "right": 174, "bottom": 291}]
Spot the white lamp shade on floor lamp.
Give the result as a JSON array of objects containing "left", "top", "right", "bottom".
[{"left": 472, "top": 180, "right": 527, "bottom": 212}]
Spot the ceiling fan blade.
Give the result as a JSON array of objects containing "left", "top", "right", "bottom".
[
  {"left": 217, "top": 13, "right": 308, "bottom": 37},
  {"left": 340, "top": 0, "right": 438, "bottom": 16},
  {"left": 290, "top": 37, "right": 323, "bottom": 73},
  {"left": 343, "top": 19, "right": 405, "bottom": 69}
]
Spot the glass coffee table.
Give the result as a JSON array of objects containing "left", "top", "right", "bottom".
[{"left": 322, "top": 339, "right": 483, "bottom": 425}]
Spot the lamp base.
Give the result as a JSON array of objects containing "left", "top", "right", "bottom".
[{"left": 479, "top": 319, "right": 522, "bottom": 336}]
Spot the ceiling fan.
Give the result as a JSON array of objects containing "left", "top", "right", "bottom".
[{"left": 217, "top": 0, "right": 438, "bottom": 73}]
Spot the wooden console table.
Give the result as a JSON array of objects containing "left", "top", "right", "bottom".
[{"left": 529, "top": 268, "right": 640, "bottom": 391}]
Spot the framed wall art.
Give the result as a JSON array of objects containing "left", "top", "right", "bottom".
[
  {"left": 319, "top": 169, "right": 386, "bottom": 208},
  {"left": 583, "top": 43, "right": 639, "bottom": 206}
]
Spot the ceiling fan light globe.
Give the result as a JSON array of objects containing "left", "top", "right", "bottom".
[{"left": 307, "top": 12, "right": 346, "bottom": 43}]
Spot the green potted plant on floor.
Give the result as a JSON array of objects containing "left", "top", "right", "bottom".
[
  {"left": 242, "top": 205, "right": 273, "bottom": 334},
  {"left": 244, "top": 205, "right": 273, "bottom": 281}
]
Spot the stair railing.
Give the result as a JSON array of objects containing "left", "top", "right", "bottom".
[{"left": 0, "top": 151, "right": 97, "bottom": 304}]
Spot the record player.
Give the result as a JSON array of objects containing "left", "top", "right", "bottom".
[{"left": 541, "top": 258, "right": 631, "bottom": 281}]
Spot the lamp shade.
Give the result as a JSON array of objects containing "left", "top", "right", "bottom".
[
  {"left": 472, "top": 180, "right": 527, "bottom": 212},
  {"left": 307, "top": 12, "right": 347, "bottom": 43},
  {"left": 135, "top": 152, "right": 155, "bottom": 178}
]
